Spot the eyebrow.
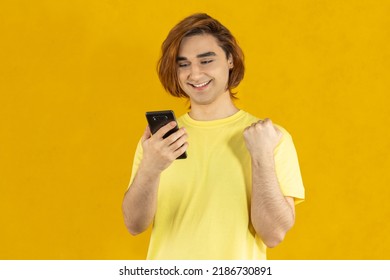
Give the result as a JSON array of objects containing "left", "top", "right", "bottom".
[{"left": 176, "top": 51, "right": 217, "bottom": 61}]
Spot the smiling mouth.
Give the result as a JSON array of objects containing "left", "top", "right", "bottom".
[{"left": 189, "top": 80, "right": 212, "bottom": 88}]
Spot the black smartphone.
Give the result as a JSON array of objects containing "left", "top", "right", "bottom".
[{"left": 145, "top": 110, "right": 187, "bottom": 159}]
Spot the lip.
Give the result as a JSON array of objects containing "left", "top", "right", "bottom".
[{"left": 188, "top": 80, "right": 212, "bottom": 90}]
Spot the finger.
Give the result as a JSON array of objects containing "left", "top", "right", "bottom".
[
  {"left": 246, "top": 122, "right": 256, "bottom": 130},
  {"left": 169, "top": 132, "right": 188, "bottom": 151},
  {"left": 251, "top": 120, "right": 263, "bottom": 129},
  {"left": 254, "top": 120, "right": 264, "bottom": 127},
  {"left": 164, "top": 127, "right": 186, "bottom": 145},
  {"left": 244, "top": 123, "right": 256, "bottom": 134},
  {"left": 263, "top": 118, "right": 272, "bottom": 125},
  {"left": 141, "top": 125, "right": 152, "bottom": 142},
  {"left": 172, "top": 142, "right": 189, "bottom": 158},
  {"left": 155, "top": 121, "right": 177, "bottom": 139}
]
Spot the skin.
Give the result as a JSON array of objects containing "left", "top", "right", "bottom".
[
  {"left": 175, "top": 35, "right": 237, "bottom": 120},
  {"left": 243, "top": 119, "right": 295, "bottom": 247},
  {"left": 122, "top": 34, "right": 295, "bottom": 247}
]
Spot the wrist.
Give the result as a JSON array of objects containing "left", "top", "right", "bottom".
[
  {"left": 138, "top": 160, "right": 163, "bottom": 179},
  {"left": 251, "top": 152, "right": 275, "bottom": 169}
]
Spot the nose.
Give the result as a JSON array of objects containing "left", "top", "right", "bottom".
[{"left": 187, "top": 64, "right": 203, "bottom": 81}]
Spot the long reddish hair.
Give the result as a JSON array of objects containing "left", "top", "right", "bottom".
[{"left": 157, "top": 13, "right": 245, "bottom": 98}]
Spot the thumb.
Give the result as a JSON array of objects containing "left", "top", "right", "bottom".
[{"left": 141, "top": 125, "right": 152, "bottom": 142}]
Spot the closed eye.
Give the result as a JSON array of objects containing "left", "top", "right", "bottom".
[
  {"left": 201, "top": 60, "right": 213, "bottom": 65},
  {"left": 178, "top": 62, "right": 190, "bottom": 68}
]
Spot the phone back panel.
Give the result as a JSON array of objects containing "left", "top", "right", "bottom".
[
  {"left": 145, "top": 110, "right": 187, "bottom": 159},
  {"left": 146, "top": 110, "right": 177, "bottom": 136}
]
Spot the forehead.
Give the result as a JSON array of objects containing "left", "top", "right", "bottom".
[{"left": 178, "top": 34, "right": 224, "bottom": 57}]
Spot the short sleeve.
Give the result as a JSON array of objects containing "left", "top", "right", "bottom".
[
  {"left": 274, "top": 126, "right": 305, "bottom": 205},
  {"left": 127, "top": 138, "right": 143, "bottom": 189}
]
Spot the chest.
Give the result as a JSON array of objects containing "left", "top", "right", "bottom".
[{"left": 158, "top": 127, "right": 252, "bottom": 207}]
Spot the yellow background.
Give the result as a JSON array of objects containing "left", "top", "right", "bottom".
[{"left": 1, "top": 0, "right": 389, "bottom": 259}]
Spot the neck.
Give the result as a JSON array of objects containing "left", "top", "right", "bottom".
[{"left": 188, "top": 95, "right": 239, "bottom": 121}]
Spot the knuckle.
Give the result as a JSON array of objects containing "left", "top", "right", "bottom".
[
  {"left": 176, "top": 145, "right": 187, "bottom": 156},
  {"left": 171, "top": 142, "right": 180, "bottom": 151}
]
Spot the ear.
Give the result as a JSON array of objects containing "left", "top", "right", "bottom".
[{"left": 228, "top": 54, "right": 234, "bottom": 69}]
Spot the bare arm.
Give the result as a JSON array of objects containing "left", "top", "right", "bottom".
[
  {"left": 122, "top": 122, "right": 188, "bottom": 235},
  {"left": 122, "top": 161, "right": 161, "bottom": 236},
  {"left": 244, "top": 119, "right": 295, "bottom": 248},
  {"left": 250, "top": 155, "right": 295, "bottom": 247}
]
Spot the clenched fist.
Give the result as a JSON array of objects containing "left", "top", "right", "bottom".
[{"left": 243, "top": 118, "right": 282, "bottom": 160}]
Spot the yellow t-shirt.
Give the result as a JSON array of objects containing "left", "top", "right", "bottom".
[{"left": 129, "top": 110, "right": 305, "bottom": 259}]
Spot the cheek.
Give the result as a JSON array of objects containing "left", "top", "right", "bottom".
[
  {"left": 213, "top": 63, "right": 230, "bottom": 78},
  {"left": 177, "top": 72, "right": 190, "bottom": 92},
  {"left": 177, "top": 70, "right": 187, "bottom": 84},
  {"left": 218, "top": 68, "right": 230, "bottom": 84}
]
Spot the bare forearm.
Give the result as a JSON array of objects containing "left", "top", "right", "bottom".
[
  {"left": 122, "top": 123, "right": 188, "bottom": 235},
  {"left": 122, "top": 163, "right": 161, "bottom": 235},
  {"left": 251, "top": 154, "right": 295, "bottom": 247}
]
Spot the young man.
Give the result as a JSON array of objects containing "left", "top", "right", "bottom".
[{"left": 122, "top": 13, "right": 305, "bottom": 259}]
